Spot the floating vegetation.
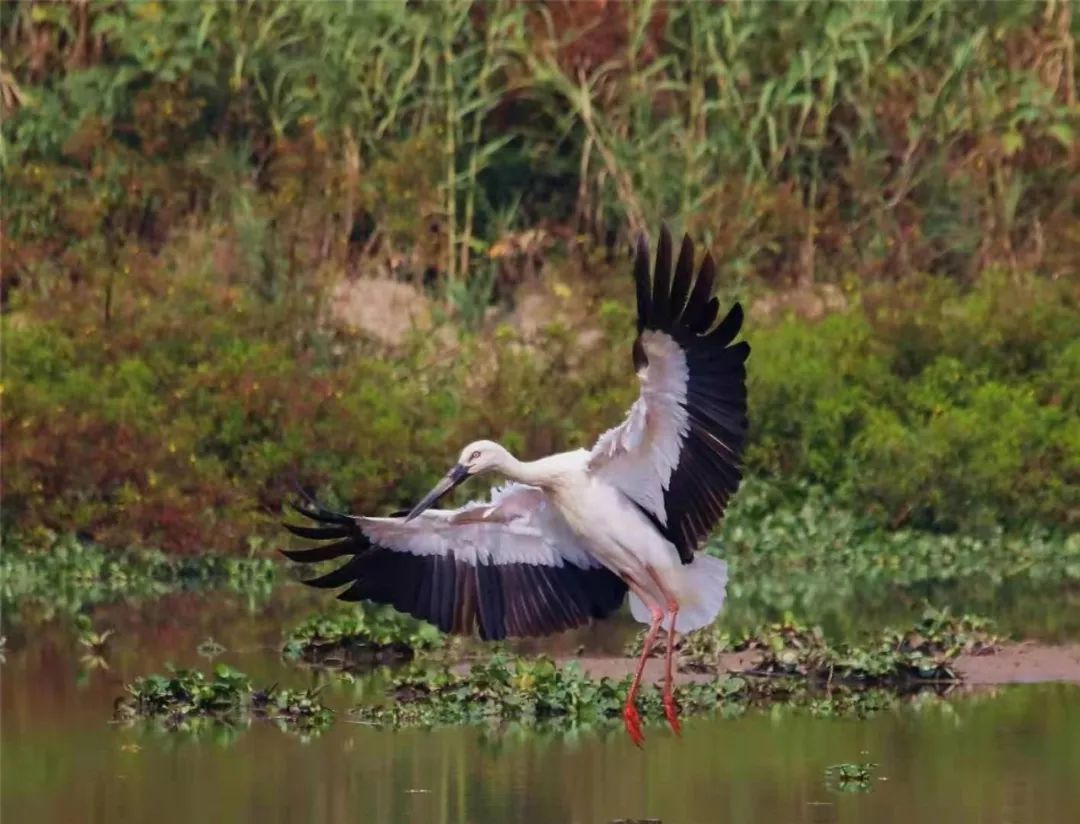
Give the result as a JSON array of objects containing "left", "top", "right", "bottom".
[
  {"left": 825, "top": 762, "right": 878, "bottom": 794},
  {"left": 76, "top": 614, "right": 114, "bottom": 673},
  {"left": 346, "top": 654, "right": 934, "bottom": 732},
  {"left": 1, "top": 532, "right": 277, "bottom": 620},
  {"left": 281, "top": 606, "right": 445, "bottom": 670},
  {"left": 709, "top": 481, "right": 1080, "bottom": 637},
  {"left": 635, "top": 608, "right": 1000, "bottom": 686},
  {"left": 115, "top": 649, "right": 955, "bottom": 738},
  {"left": 114, "top": 665, "right": 332, "bottom": 737},
  {"left": 350, "top": 656, "right": 627, "bottom": 730}
]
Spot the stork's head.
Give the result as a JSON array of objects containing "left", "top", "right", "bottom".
[
  {"left": 457, "top": 439, "right": 511, "bottom": 475},
  {"left": 403, "top": 440, "right": 511, "bottom": 521}
]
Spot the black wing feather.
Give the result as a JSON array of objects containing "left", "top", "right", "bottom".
[
  {"left": 683, "top": 253, "right": 716, "bottom": 331},
  {"left": 281, "top": 503, "right": 628, "bottom": 641},
  {"left": 651, "top": 224, "right": 673, "bottom": 326},
  {"left": 669, "top": 234, "right": 695, "bottom": 320},
  {"left": 627, "top": 229, "right": 750, "bottom": 562}
]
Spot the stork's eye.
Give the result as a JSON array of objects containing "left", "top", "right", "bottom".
[{"left": 470, "top": 450, "right": 481, "bottom": 461}]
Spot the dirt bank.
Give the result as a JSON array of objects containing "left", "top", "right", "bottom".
[
  {"left": 953, "top": 642, "right": 1080, "bottom": 685},
  {"left": 560, "top": 643, "right": 1080, "bottom": 686}
]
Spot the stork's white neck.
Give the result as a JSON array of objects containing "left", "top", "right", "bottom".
[{"left": 494, "top": 450, "right": 575, "bottom": 490}]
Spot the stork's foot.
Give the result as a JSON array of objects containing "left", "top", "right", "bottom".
[
  {"left": 622, "top": 701, "right": 645, "bottom": 748},
  {"left": 663, "top": 690, "right": 682, "bottom": 737}
]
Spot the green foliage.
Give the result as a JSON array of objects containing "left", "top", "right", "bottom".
[
  {"left": 4, "top": 1, "right": 1076, "bottom": 294},
  {"left": 4, "top": 258, "right": 1076, "bottom": 553},
  {"left": 347, "top": 651, "right": 940, "bottom": 732},
  {"left": 0, "top": 242, "right": 634, "bottom": 551},
  {"left": 746, "top": 272, "right": 1080, "bottom": 531},
  {"left": 2, "top": 1, "right": 1077, "bottom": 557},
  {"left": 114, "top": 663, "right": 332, "bottom": 737},
  {"left": 0, "top": 531, "right": 276, "bottom": 620},
  {"left": 281, "top": 605, "right": 444, "bottom": 668},
  {"left": 711, "top": 480, "right": 1080, "bottom": 636},
  {"left": 668, "top": 609, "right": 999, "bottom": 684},
  {"left": 352, "top": 655, "right": 629, "bottom": 730}
]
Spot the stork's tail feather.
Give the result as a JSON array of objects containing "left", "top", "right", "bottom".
[
  {"left": 628, "top": 554, "right": 728, "bottom": 634},
  {"left": 673, "top": 553, "right": 728, "bottom": 633}
]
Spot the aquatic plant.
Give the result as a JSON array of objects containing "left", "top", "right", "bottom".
[
  {"left": 114, "top": 664, "right": 332, "bottom": 737},
  {"left": 75, "top": 614, "right": 114, "bottom": 673},
  {"left": 825, "top": 762, "right": 878, "bottom": 794},
  {"left": 0, "top": 532, "right": 277, "bottom": 620},
  {"left": 632, "top": 608, "right": 1000, "bottom": 684},
  {"left": 281, "top": 606, "right": 445, "bottom": 669},
  {"left": 709, "top": 481, "right": 1080, "bottom": 636},
  {"left": 350, "top": 655, "right": 627, "bottom": 730},
  {"left": 346, "top": 653, "right": 925, "bottom": 732}
]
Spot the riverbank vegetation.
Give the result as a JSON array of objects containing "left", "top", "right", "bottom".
[
  {"left": 0, "top": 531, "right": 276, "bottom": 622},
  {"left": 2, "top": 5, "right": 1077, "bottom": 562}
]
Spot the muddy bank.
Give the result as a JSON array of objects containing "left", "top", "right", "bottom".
[
  {"left": 561, "top": 642, "right": 1080, "bottom": 686},
  {"left": 953, "top": 642, "right": 1080, "bottom": 685}
]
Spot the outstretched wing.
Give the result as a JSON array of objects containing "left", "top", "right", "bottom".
[
  {"left": 281, "top": 484, "right": 627, "bottom": 641},
  {"left": 588, "top": 226, "right": 749, "bottom": 562}
]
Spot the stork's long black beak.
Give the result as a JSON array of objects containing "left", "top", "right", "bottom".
[{"left": 404, "top": 464, "right": 470, "bottom": 522}]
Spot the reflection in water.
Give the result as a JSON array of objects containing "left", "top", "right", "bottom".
[{"left": 3, "top": 592, "right": 1080, "bottom": 824}]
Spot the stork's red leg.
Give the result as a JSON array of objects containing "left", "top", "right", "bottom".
[
  {"left": 646, "top": 567, "right": 682, "bottom": 736},
  {"left": 662, "top": 606, "right": 681, "bottom": 736},
  {"left": 624, "top": 580, "right": 664, "bottom": 748}
]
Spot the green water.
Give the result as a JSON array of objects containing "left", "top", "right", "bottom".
[{"left": 3, "top": 591, "right": 1080, "bottom": 824}]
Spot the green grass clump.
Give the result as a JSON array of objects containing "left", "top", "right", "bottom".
[
  {"left": 114, "top": 664, "right": 332, "bottom": 737},
  {"left": 281, "top": 606, "right": 444, "bottom": 669}
]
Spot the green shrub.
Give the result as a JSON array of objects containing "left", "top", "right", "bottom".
[
  {"left": 0, "top": 244, "right": 636, "bottom": 552},
  {"left": 3, "top": 253, "right": 1077, "bottom": 551},
  {"left": 746, "top": 272, "right": 1079, "bottom": 531}
]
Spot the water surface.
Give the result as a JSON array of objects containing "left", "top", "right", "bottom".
[{"left": 4, "top": 592, "right": 1080, "bottom": 824}]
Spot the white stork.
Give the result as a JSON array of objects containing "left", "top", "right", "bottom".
[{"left": 283, "top": 226, "right": 749, "bottom": 745}]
